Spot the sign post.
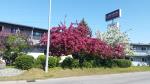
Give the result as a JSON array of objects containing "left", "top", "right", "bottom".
[
  {"left": 45, "top": 0, "right": 52, "bottom": 73},
  {"left": 105, "top": 9, "right": 121, "bottom": 28}
]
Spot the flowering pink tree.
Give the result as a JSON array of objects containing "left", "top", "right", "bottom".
[
  {"left": 77, "top": 19, "right": 92, "bottom": 37},
  {"left": 113, "top": 44, "right": 125, "bottom": 58},
  {"left": 40, "top": 23, "right": 90, "bottom": 56},
  {"left": 40, "top": 22, "right": 125, "bottom": 59}
]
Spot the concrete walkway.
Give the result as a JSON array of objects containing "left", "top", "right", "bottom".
[{"left": 0, "top": 68, "right": 24, "bottom": 77}]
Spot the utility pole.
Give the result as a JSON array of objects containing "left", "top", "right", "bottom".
[{"left": 45, "top": 0, "right": 52, "bottom": 72}]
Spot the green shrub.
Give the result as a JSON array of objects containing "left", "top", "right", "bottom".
[
  {"left": 34, "top": 55, "right": 60, "bottom": 69},
  {"left": 92, "top": 59, "right": 102, "bottom": 67},
  {"left": 114, "top": 59, "right": 131, "bottom": 68},
  {"left": 34, "top": 55, "right": 46, "bottom": 69},
  {"left": 37, "top": 55, "right": 46, "bottom": 63},
  {"left": 101, "top": 59, "right": 117, "bottom": 68},
  {"left": 72, "top": 59, "right": 80, "bottom": 68},
  {"left": 82, "top": 61, "right": 93, "bottom": 68},
  {"left": 48, "top": 56, "right": 59, "bottom": 68},
  {"left": 61, "top": 57, "right": 73, "bottom": 69},
  {"left": 15, "top": 55, "right": 34, "bottom": 70}
]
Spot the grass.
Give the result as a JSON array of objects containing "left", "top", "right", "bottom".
[
  {"left": 0, "top": 66, "right": 150, "bottom": 81},
  {"left": 6, "top": 66, "right": 15, "bottom": 68}
]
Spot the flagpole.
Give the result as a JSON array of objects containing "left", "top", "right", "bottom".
[{"left": 45, "top": 0, "right": 51, "bottom": 72}]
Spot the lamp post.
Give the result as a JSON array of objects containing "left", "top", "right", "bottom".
[{"left": 45, "top": 0, "right": 52, "bottom": 72}]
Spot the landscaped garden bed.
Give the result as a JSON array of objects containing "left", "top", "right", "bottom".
[{"left": 0, "top": 66, "right": 150, "bottom": 81}]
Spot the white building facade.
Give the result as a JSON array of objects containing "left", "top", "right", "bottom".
[{"left": 128, "top": 43, "right": 150, "bottom": 66}]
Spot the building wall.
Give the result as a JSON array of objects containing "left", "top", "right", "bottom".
[
  {"left": 0, "top": 22, "right": 48, "bottom": 58},
  {"left": 130, "top": 44, "right": 150, "bottom": 66},
  {"left": 0, "top": 24, "right": 47, "bottom": 45},
  {"left": 131, "top": 44, "right": 150, "bottom": 53},
  {"left": 1, "top": 26, "right": 11, "bottom": 33},
  {"left": 130, "top": 56, "right": 150, "bottom": 66}
]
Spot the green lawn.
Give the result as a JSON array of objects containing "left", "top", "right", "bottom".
[{"left": 0, "top": 66, "right": 150, "bottom": 81}]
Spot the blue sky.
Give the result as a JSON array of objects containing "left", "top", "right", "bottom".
[{"left": 0, "top": 0, "right": 150, "bottom": 43}]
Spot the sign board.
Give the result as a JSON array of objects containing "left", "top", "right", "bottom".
[{"left": 105, "top": 9, "right": 121, "bottom": 21}]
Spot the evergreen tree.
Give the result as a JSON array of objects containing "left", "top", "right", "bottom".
[{"left": 79, "top": 18, "right": 92, "bottom": 37}]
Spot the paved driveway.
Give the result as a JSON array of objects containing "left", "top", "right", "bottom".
[{"left": 1, "top": 72, "right": 150, "bottom": 84}]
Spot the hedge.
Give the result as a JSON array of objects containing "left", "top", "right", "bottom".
[
  {"left": 34, "top": 55, "right": 46, "bottom": 69},
  {"left": 48, "top": 56, "right": 60, "bottom": 68},
  {"left": 34, "top": 55, "right": 60, "bottom": 69},
  {"left": 15, "top": 55, "right": 34, "bottom": 70},
  {"left": 61, "top": 57, "right": 73, "bottom": 69},
  {"left": 113, "top": 59, "right": 131, "bottom": 68}
]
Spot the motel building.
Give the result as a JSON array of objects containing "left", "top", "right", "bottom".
[
  {"left": 127, "top": 43, "right": 150, "bottom": 66},
  {"left": 0, "top": 21, "right": 47, "bottom": 58}
]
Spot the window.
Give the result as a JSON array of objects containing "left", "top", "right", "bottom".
[
  {"left": 142, "top": 58, "right": 146, "bottom": 62},
  {"left": 33, "top": 32, "right": 42, "bottom": 40},
  {"left": 130, "top": 58, "right": 133, "bottom": 61},
  {"left": 141, "top": 47, "right": 146, "bottom": 51},
  {"left": 33, "top": 32, "right": 41, "bottom": 36},
  {"left": 132, "top": 46, "right": 137, "bottom": 51},
  {"left": 11, "top": 28, "right": 16, "bottom": 33},
  {"left": 0, "top": 26, "right": 2, "bottom": 31}
]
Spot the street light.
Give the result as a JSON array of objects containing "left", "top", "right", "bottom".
[{"left": 45, "top": 0, "right": 52, "bottom": 72}]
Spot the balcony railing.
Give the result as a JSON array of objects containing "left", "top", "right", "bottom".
[{"left": 133, "top": 50, "right": 150, "bottom": 52}]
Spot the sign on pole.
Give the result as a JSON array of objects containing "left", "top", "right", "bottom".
[{"left": 105, "top": 9, "right": 121, "bottom": 22}]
